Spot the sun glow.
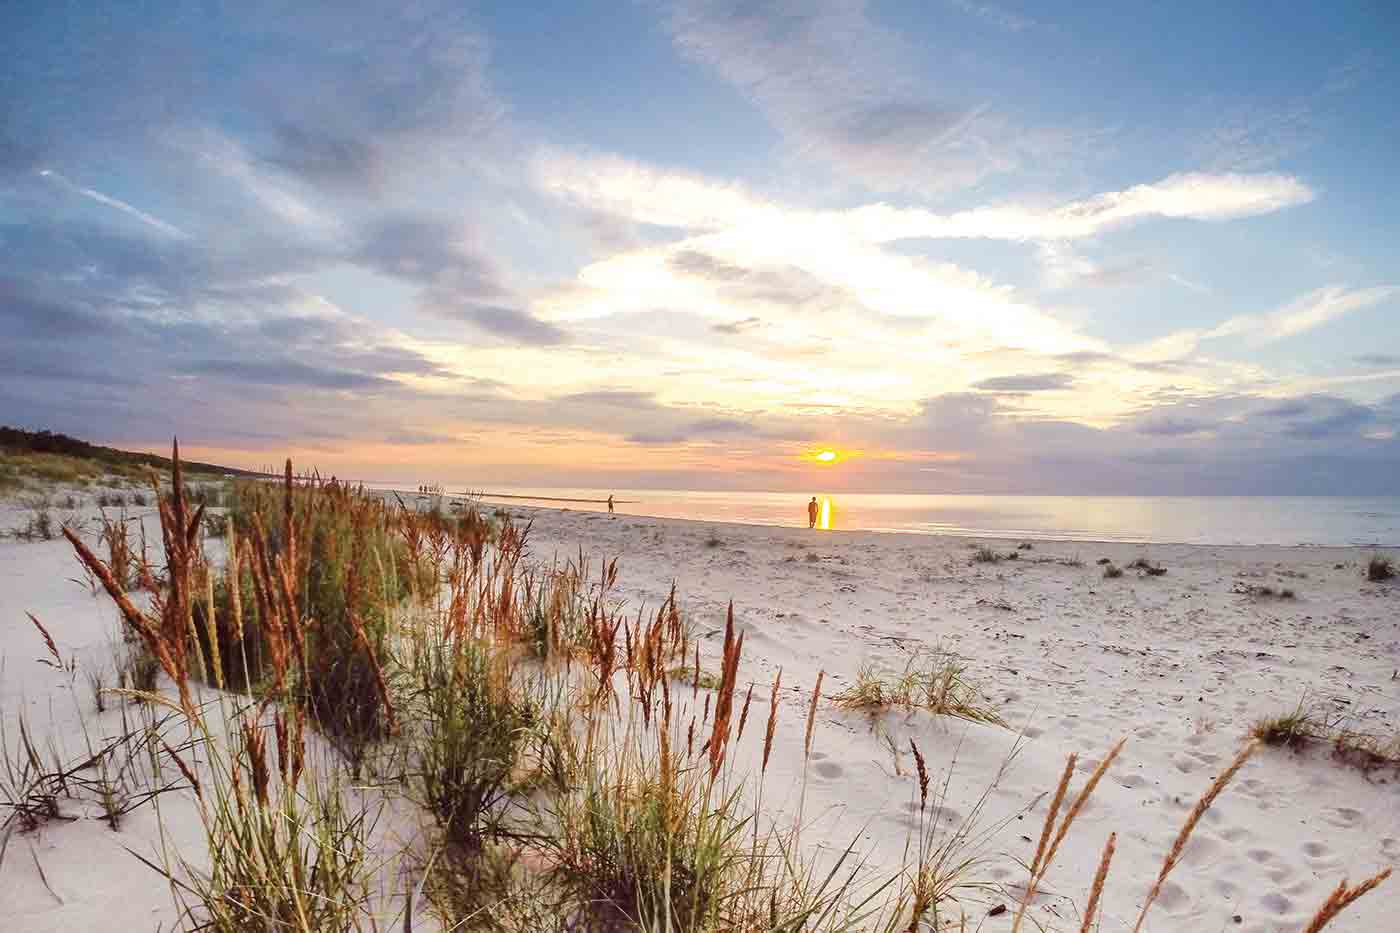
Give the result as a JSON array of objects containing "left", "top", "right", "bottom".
[{"left": 816, "top": 450, "right": 837, "bottom": 462}]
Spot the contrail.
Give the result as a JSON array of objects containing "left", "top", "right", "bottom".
[{"left": 39, "top": 169, "right": 190, "bottom": 239}]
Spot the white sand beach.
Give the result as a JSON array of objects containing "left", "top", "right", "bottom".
[
  {"left": 2, "top": 491, "right": 1398, "bottom": 931},
  {"left": 511, "top": 503, "right": 1400, "bottom": 931}
]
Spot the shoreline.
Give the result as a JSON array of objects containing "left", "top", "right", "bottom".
[{"left": 476, "top": 498, "right": 1400, "bottom": 553}]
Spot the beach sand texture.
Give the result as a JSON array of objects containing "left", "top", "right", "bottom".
[{"left": 2, "top": 494, "right": 1397, "bottom": 931}]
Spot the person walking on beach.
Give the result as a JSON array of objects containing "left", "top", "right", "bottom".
[
  {"left": 808, "top": 496, "right": 819, "bottom": 529},
  {"left": 607, "top": 494, "right": 615, "bottom": 515}
]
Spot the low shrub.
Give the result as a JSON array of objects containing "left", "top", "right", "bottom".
[
  {"left": 412, "top": 636, "right": 538, "bottom": 852},
  {"left": 833, "top": 649, "right": 1004, "bottom": 726},
  {"left": 1367, "top": 554, "right": 1394, "bottom": 582}
]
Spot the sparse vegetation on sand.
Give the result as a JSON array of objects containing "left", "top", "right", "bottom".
[
  {"left": 1233, "top": 582, "right": 1296, "bottom": 599},
  {"left": 8, "top": 495, "right": 56, "bottom": 541},
  {"left": 1366, "top": 554, "right": 1394, "bottom": 582},
  {"left": 1251, "top": 699, "right": 1400, "bottom": 776},
  {"left": 6, "top": 439, "right": 1390, "bottom": 932},
  {"left": 1126, "top": 557, "right": 1167, "bottom": 576},
  {"left": 833, "top": 648, "right": 1006, "bottom": 726}
]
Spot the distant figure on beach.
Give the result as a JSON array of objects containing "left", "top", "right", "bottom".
[
  {"left": 607, "top": 494, "right": 615, "bottom": 515},
  {"left": 808, "top": 496, "right": 818, "bottom": 529}
]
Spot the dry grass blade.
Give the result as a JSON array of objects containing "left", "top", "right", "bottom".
[
  {"left": 347, "top": 610, "right": 398, "bottom": 737},
  {"left": 1011, "top": 740, "right": 1125, "bottom": 933},
  {"left": 162, "top": 740, "right": 202, "bottom": 800},
  {"left": 1131, "top": 740, "right": 1256, "bottom": 933},
  {"left": 804, "top": 670, "right": 824, "bottom": 760},
  {"left": 1043, "top": 739, "right": 1124, "bottom": 871},
  {"left": 707, "top": 601, "right": 744, "bottom": 778},
  {"left": 27, "top": 613, "right": 61, "bottom": 666},
  {"left": 736, "top": 683, "right": 755, "bottom": 742},
  {"left": 909, "top": 738, "right": 930, "bottom": 812},
  {"left": 1302, "top": 868, "right": 1392, "bottom": 932},
  {"left": 762, "top": 667, "right": 782, "bottom": 774},
  {"left": 1079, "top": 832, "right": 1116, "bottom": 933},
  {"left": 1011, "top": 752, "right": 1076, "bottom": 932}
]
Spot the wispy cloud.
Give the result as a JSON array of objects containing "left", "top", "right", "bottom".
[
  {"left": 973, "top": 372, "right": 1075, "bottom": 392},
  {"left": 169, "top": 128, "right": 335, "bottom": 234},
  {"left": 39, "top": 170, "right": 188, "bottom": 238},
  {"left": 848, "top": 172, "right": 1315, "bottom": 242},
  {"left": 1207, "top": 284, "right": 1398, "bottom": 342},
  {"left": 666, "top": 0, "right": 1054, "bottom": 193},
  {"left": 947, "top": 0, "right": 1038, "bottom": 33},
  {"left": 536, "top": 150, "right": 1313, "bottom": 244}
]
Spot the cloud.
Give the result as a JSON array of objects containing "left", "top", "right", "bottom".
[
  {"left": 1135, "top": 416, "right": 1214, "bottom": 437},
  {"left": 532, "top": 147, "right": 768, "bottom": 232},
  {"left": 536, "top": 149, "right": 1312, "bottom": 246},
  {"left": 849, "top": 172, "right": 1315, "bottom": 243},
  {"left": 383, "top": 429, "right": 461, "bottom": 446},
  {"left": 947, "top": 0, "right": 1037, "bottom": 32},
  {"left": 711, "top": 316, "right": 763, "bottom": 334},
  {"left": 354, "top": 216, "right": 504, "bottom": 295},
  {"left": 1356, "top": 353, "right": 1400, "bottom": 367},
  {"left": 557, "top": 389, "right": 655, "bottom": 407},
  {"left": 170, "top": 127, "right": 335, "bottom": 235},
  {"left": 972, "top": 372, "right": 1075, "bottom": 392},
  {"left": 670, "top": 249, "right": 852, "bottom": 312},
  {"left": 0, "top": 283, "right": 125, "bottom": 340},
  {"left": 446, "top": 305, "right": 567, "bottom": 346},
  {"left": 188, "top": 359, "right": 396, "bottom": 390},
  {"left": 1193, "top": 56, "right": 1373, "bottom": 172},
  {"left": 626, "top": 416, "right": 765, "bottom": 446},
  {"left": 1250, "top": 394, "right": 1378, "bottom": 440},
  {"left": 883, "top": 389, "right": 1400, "bottom": 493},
  {"left": 666, "top": 0, "right": 1058, "bottom": 193},
  {"left": 1206, "top": 285, "right": 1398, "bottom": 343}
]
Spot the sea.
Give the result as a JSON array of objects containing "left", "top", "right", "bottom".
[{"left": 364, "top": 484, "right": 1400, "bottom": 547}]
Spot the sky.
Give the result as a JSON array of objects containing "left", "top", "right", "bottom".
[{"left": 3, "top": 1, "right": 1399, "bottom": 494}]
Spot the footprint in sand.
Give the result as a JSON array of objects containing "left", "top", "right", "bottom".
[
  {"left": 1172, "top": 753, "right": 1198, "bottom": 774},
  {"left": 1301, "top": 840, "right": 1345, "bottom": 872},
  {"left": 1259, "top": 891, "right": 1294, "bottom": 915},
  {"left": 1381, "top": 838, "right": 1400, "bottom": 859},
  {"left": 1153, "top": 880, "right": 1191, "bottom": 915},
  {"left": 1180, "top": 832, "right": 1223, "bottom": 866},
  {"left": 1322, "top": 806, "right": 1363, "bottom": 829},
  {"left": 813, "top": 760, "right": 843, "bottom": 780}
]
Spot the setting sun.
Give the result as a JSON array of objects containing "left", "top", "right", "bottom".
[{"left": 816, "top": 450, "right": 837, "bottom": 462}]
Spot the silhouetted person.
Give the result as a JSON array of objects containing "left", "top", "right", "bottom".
[
  {"left": 607, "top": 494, "right": 615, "bottom": 515},
  {"left": 808, "top": 496, "right": 819, "bottom": 529}
]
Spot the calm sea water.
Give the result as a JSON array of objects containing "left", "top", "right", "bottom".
[{"left": 368, "top": 484, "right": 1400, "bottom": 547}]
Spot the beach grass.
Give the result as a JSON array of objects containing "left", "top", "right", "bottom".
[
  {"left": 833, "top": 648, "right": 1005, "bottom": 727},
  {"left": 15, "top": 439, "right": 1389, "bottom": 932}
]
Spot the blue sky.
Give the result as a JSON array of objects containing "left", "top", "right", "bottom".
[{"left": 3, "top": 1, "right": 1398, "bottom": 493}]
